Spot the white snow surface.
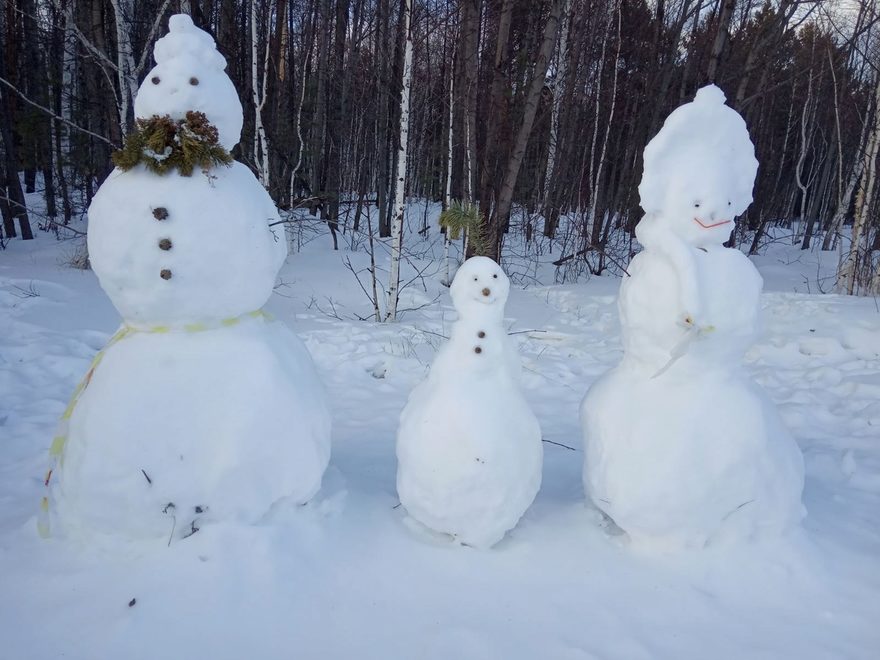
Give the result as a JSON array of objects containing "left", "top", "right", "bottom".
[
  {"left": 134, "top": 15, "right": 243, "bottom": 150},
  {"left": 582, "top": 89, "right": 804, "bottom": 549},
  {"left": 51, "top": 315, "right": 331, "bottom": 540},
  {"left": 397, "top": 257, "right": 542, "bottom": 548},
  {"left": 1, "top": 209, "right": 879, "bottom": 658},
  {"left": 87, "top": 162, "right": 285, "bottom": 326}
]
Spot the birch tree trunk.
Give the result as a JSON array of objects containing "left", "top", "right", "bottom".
[
  {"left": 541, "top": 0, "right": 570, "bottom": 214},
  {"left": 109, "top": 0, "right": 138, "bottom": 131},
  {"left": 251, "top": 0, "right": 271, "bottom": 188},
  {"left": 443, "top": 37, "right": 455, "bottom": 286},
  {"left": 838, "top": 73, "right": 880, "bottom": 295},
  {"left": 385, "top": 0, "right": 413, "bottom": 322}
]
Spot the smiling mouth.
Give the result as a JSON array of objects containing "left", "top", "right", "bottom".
[{"left": 693, "top": 217, "right": 732, "bottom": 229}]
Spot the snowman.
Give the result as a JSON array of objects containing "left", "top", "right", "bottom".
[
  {"left": 44, "top": 15, "right": 331, "bottom": 540},
  {"left": 396, "top": 257, "right": 543, "bottom": 548},
  {"left": 580, "top": 85, "right": 804, "bottom": 550}
]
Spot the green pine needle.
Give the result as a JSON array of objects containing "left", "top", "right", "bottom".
[{"left": 439, "top": 200, "right": 488, "bottom": 254}]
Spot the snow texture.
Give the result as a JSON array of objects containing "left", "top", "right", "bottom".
[
  {"left": 397, "top": 257, "right": 543, "bottom": 548},
  {"left": 134, "top": 14, "right": 243, "bottom": 151},
  {"left": 1, "top": 212, "right": 878, "bottom": 658},
  {"left": 50, "top": 15, "right": 330, "bottom": 539},
  {"left": 581, "top": 85, "right": 805, "bottom": 550},
  {"left": 87, "top": 163, "right": 286, "bottom": 327},
  {"left": 52, "top": 316, "right": 331, "bottom": 540}
]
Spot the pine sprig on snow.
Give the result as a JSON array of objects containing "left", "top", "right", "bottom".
[
  {"left": 112, "top": 111, "right": 233, "bottom": 176},
  {"left": 439, "top": 200, "right": 487, "bottom": 254}
]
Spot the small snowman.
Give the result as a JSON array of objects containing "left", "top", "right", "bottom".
[
  {"left": 396, "top": 257, "right": 543, "bottom": 549},
  {"left": 45, "top": 15, "right": 330, "bottom": 540},
  {"left": 580, "top": 85, "right": 804, "bottom": 550}
]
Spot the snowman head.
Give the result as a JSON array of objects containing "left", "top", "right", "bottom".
[
  {"left": 637, "top": 85, "right": 758, "bottom": 248},
  {"left": 450, "top": 256, "right": 510, "bottom": 319},
  {"left": 134, "top": 14, "right": 242, "bottom": 151}
]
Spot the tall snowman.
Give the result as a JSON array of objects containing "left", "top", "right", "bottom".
[
  {"left": 580, "top": 86, "right": 804, "bottom": 550},
  {"left": 44, "top": 15, "right": 331, "bottom": 540},
  {"left": 396, "top": 257, "right": 543, "bottom": 548}
]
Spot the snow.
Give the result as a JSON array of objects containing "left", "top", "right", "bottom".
[
  {"left": 581, "top": 86, "right": 804, "bottom": 550},
  {"left": 134, "top": 14, "right": 243, "bottom": 151},
  {"left": 50, "top": 314, "right": 331, "bottom": 540},
  {"left": 0, "top": 219, "right": 879, "bottom": 657},
  {"left": 396, "top": 257, "right": 542, "bottom": 548},
  {"left": 87, "top": 163, "right": 285, "bottom": 327},
  {"left": 638, "top": 85, "right": 758, "bottom": 230}
]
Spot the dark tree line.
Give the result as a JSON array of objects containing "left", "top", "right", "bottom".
[{"left": 1, "top": 0, "right": 879, "bottom": 291}]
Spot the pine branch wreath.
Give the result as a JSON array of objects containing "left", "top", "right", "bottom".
[{"left": 112, "top": 111, "right": 233, "bottom": 176}]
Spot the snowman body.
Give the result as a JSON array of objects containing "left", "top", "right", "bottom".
[
  {"left": 581, "top": 86, "right": 804, "bottom": 549},
  {"left": 396, "top": 257, "right": 542, "bottom": 548},
  {"left": 50, "top": 16, "right": 330, "bottom": 539}
]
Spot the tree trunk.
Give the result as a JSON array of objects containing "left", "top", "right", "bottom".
[
  {"left": 485, "top": 0, "right": 563, "bottom": 261},
  {"left": 385, "top": 0, "right": 413, "bottom": 322}
]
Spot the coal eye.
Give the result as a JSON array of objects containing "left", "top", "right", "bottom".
[
  {"left": 151, "top": 76, "right": 161, "bottom": 84},
  {"left": 189, "top": 77, "right": 199, "bottom": 86},
  {"left": 473, "top": 277, "right": 478, "bottom": 281},
  {"left": 493, "top": 274, "right": 498, "bottom": 278},
  {"left": 694, "top": 202, "right": 701, "bottom": 208},
  {"left": 728, "top": 201, "right": 732, "bottom": 206}
]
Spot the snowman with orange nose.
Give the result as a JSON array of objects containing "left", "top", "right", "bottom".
[
  {"left": 396, "top": 257, "right": 543, "bottom": 549},
  {"left": 580, "top": 86, "right": 804, "bottom": 550}
]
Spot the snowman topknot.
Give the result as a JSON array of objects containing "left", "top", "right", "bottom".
[{"left": 638, "top": 85, "right": 758, "bottom": 219}]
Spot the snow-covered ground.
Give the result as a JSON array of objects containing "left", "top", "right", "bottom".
[{"left": 1, "top": 210, "right": 878, "bottom": 659}]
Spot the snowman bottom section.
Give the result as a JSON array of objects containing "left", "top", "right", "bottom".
[
  {"left": 396, "top": 380, "right": 543, "bottom": 548},
  {"left": 51, "top": 319, "right": 331, "bottom": 539},
  {"left": 581, "top": 363, "right": 804, "bottom": 549}
]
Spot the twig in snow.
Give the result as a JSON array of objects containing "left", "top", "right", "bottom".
[{"left": 542, "top": 438, "right": 577, "bottom": 451}]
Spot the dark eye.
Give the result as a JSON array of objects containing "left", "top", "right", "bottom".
[
  {"left": 189, "top": 77, "right": 199, "bottom": 86},
  {"left": 728, "top": 201, "right": 732, "bottom": 206},
  {"left": 493, "top": 274, "right": 498, "bottom": 278},
  {"left": 151, "top": 76, "right": 160, "bottom": 84},
  {"left": 694, "top": 202, "right": 700, "bottom": 208},
  {"left": 473, "top": 277, "right": 478, "bottom": 281}
]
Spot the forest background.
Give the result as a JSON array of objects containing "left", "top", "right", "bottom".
[{"left": 1, "top": 0, "right": 879, "bottom": 296}]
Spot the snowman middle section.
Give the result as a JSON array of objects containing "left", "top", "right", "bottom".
[{"left": 396, "top": 257, "right": 543, "bottom": 549}]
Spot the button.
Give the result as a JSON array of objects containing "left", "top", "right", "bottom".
[
  {"left": 478, "top": 331, "right": 486, "bottom": 338},
  {"left": 160, "top": 269, "right": 172, "bottom": 280},
  {"left": 158, "top": 238, "right": 172, "bottom": 251},
  {"left": 153, "top": 207, "right": 168, "bottom": 220},
  {"left": 474, "top": 346, "right": 482, "bottom": 354}
]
